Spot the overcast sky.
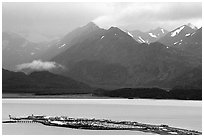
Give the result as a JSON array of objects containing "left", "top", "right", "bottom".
[{"left": 2, "top": 2, "right": 202, "bottom": 40}]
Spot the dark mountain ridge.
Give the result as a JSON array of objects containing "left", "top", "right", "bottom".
[{"left": 2, "top": 68, "right": 92, "bottom": 94}]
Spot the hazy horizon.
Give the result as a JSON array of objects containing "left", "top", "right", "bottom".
[{"left": 2, "top": 2, "right": 202, "bottom": 42}]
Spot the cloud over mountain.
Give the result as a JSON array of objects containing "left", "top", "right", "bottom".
[
  {"left": 94, "top": 2, "right": 202, "bottom": 31},
  {"left": 3, "top": 2, "right": 202, "bottom": 39},
  {"left": 16, "top": 60, "right": 64, "bottom": 71}
]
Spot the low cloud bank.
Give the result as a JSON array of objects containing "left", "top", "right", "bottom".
[{"left": 16, "top": 60, "right": 64, "bottom": 72}]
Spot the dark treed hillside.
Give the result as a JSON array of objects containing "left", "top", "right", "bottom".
[
  {"left": 2, "top": 69, "right": 92, "bottom": 94},
  {"left": 93, "top": 88, "right": 201, "bottom": 100}
]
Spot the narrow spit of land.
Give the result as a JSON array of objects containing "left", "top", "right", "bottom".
[{"left": 3, "top": 115, "right": 202, "bottom": 135}]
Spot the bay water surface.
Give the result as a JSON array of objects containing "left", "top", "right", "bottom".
[{"left": 2, "top": 99, "right": 202, "bottom": 135}]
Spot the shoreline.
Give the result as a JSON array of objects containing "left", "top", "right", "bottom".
[
  {"left": 2, "top": 98, "right": 201, "bottom": 108},
  {"left": 2, "top": 98, "right": 202, "bottom": 107},
  {"left": 2, "top": 93, "right": 202, "bottom": 101}
]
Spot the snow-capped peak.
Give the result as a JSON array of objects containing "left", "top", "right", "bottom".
[
  {"left": 170, "top": 26, "right": 185, "bottom": 37},
  {"left": 187, "top": 23, "right": 197, "bottom": 30}
]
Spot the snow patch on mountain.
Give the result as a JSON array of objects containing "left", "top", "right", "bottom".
[
  {"left": 174, "top": 41, "right": 179, "bottom": 45},
  {"left": 59, "top": 44, "right": 66, "bottom": 49},
  {"left": 149, "top": 33, "right": 157, "bottom": 38},
  {"left": 185, "top": 33, "right": 191, "bottom": 37},
  {"left": 191, "top": 32, "right": 196, "bottom": 36},
  {"left": 127, "top": 32, "right": 133, "bottom": 37},
  {"left": 173, "top": 39, "right": 183, "bottom": 46},
  {"left": 161, "top": 29, "right": 165, "bottom": 33},
  {"left": 138, "top": 36, "right": 146, "bottom": 43},
  {"left": 171, "top": 26, "right": 185, "bottom": 37}
]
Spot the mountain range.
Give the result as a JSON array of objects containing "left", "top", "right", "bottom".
[
  {"left": 51, "top": 22, "right": 201, "bottom": 89},
  {"left": 2, "top": 22, "right": 202, "bottom": 90}
]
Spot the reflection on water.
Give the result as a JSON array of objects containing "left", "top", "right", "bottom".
[{"left": 2, "top": 99, "right": 202, "bottom": 135}]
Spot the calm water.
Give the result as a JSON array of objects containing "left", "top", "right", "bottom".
[{"left": 2, "top": 99, "right": 202, "bottom": 135}]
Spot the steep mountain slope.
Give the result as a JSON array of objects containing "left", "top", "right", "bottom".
[
  {"left": 2, "top": 32, "right": 51, "bottom": 71},
  {"left": 177, "top": 27, "right": 202, "bottom": 60},
  {"left": 2, "top": 22, "right": 105, "bottom": 71},
  {"left": 130, "top": 27, "right": 168, "bottom": 44},
  {"left": 167, "top": 66, "right": 202, "bottom": 89},
  {"left": 52, "top": 25, "right": 197, "bottom": 89},
  {"left": 158, "top": 26, "right": 202, "bottom": 67},
  {"left": 2, "top": 69, "right": 91, "bottom": 94},
  {"left": 2, "top": 68, "right": 37, "bottom": 89},
  {"left": 29, "top": 71, "right": 90, "bottom": 90},
  {"left": 41, "top": 22, "right": 106, "bottom": 60},
  {"left": 52, "top": 26, "right": 141, "bottom": 87},
  {"left": 158, "top": 24, "right": 197, "bottom": 47},
  {"left": 53, "top": 26, "right": 141, "bottom": 67}
]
